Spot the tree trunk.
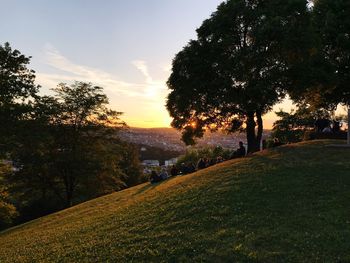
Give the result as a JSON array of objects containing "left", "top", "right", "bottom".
[
  {"left": 256, "top": 110, "right": 263, "bottom": 151},
  {"left": 246, "top": 112, "right": 258, "bottom": 153},
  {"left": 62, "top": 170, "right": 74, "bottom": 208}
]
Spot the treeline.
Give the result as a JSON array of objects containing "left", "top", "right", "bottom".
[{"left": 0, "top": 43, "right": 143, "bottom": 229}]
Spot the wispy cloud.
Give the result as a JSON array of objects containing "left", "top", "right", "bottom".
[
  {"left": 37, "top": 44, "right": 167, "bottom": 98},
  {"left": 132, "top": 60, "right": 153, "bottom": 84},
  {"left": 35, "top": 43, "right": 172, "bottom": 127}
]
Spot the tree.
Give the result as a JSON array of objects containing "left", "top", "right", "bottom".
[
  {"left": 8, "top": 82, "right": 142, "bottom": 208},
  {"left": 0, "top": 43, "right": 143, "bottom": 219},
  {"left": 0, "top": 42, "right": 39, "bottom": 154},
  {"left": 312, "top": 0, "right": 350, "bottom": 144},
  {"left": 167, "top": 0, "right": 310, "bottom": 153}
]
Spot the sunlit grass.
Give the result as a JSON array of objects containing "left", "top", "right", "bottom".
[{"left": 1, "top": 140, "right": 350, "bottom": 262}]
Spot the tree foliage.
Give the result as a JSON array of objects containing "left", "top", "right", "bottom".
[
  {"left": 0, "top": 164, "right": 18, "bottom": 229},
  {"left": 313, "top": 0, "right": 350, "bottom": 106},
  {"left": 1, "top": 43, "right": 143, "bottom": 217},
  {"left": 289, "top": 0, "right": 350, "bottom": 108},
  {"left": 0, "top": 42, "right": 39, "bottom": 155},
  {"left": 271, "top": 106, "right": 331, "bottom": 143},
  {"left": 167, "top": 0, "right": 311, "bottom": 153},
  {"left": 8, "top": 82, "right": 141, "bottom": 208}
]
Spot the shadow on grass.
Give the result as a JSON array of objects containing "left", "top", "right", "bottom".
[{"left": 133, "top": 176, "right": 181, "bottom": 196}]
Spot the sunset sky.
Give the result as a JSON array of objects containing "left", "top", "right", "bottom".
[{"left": 1, "top": 0, "right": 296, "bottom": 128}]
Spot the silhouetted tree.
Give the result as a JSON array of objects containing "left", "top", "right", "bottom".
[
  {"left": 8, "top": 82, "right": 142, "bottom": 208},
  {"left": 167, "top": 0, "right": 310, "bottom": 153},
  {"left": 298, "top": 0, "right": 350, "bottom": 143},
  {"left": 0, "top": 42, "right": 39, "bottom": 155}
]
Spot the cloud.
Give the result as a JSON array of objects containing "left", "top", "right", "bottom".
[
  {"left": 35, "top": 44, "right": 172, "bottom": 127},
  {"left": 132, "top": 60, "right": 153, "bottom": 83},
  {"left": 131, "top": 59, "right": 168, "bottom": 99},
  {"left": 37, "top": 44, "right": 158, "bottom": 98}
]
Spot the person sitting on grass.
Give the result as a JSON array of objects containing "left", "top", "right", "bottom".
[
  {"left": 159, "top": 167, "right": 169, "bottom": 180},
  {"left": 170, "top": 165, "right": 178, "bottom": 176},
  {"left": 180, "top": 163, "right": 188, "bottom": 175},
  {"left": 209, "top": 158, "right": 217, "bottom": 166},
  {"left": 272, "top": 138, "right": 283, "bottom": 147},
  {"left": 150, "top": 170, "right": 162, "bottom": 184},
  {"left": 216, "top": 156, "right": 224, "bottom": 163},
  {"left": 187, "top": 163, "right": 196, "bottom": 174},
  {"left": 230, "top": 141, "right": 246, "bottom": 159},
  {"left": 197, "top": 158, "right": 207, "bottom": 170}
]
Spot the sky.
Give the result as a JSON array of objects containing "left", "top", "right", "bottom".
[{"left": 0, "top": 0, "right": 295, "bottom": 128}]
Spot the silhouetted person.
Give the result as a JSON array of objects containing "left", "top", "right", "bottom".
[
  {"left": 170, "top": 165, "right": 178, "bottom": 176},
  {"left": 231, "top": 141, "right": 246, "bottom": 159},
  {"left": 209, "top": 158, "right": 217, "bottom": 166},
  {"left": 159, "top": 167, "right": 169, "bottom": 180},
  {"left": 216, "top": 156, "right": 224, "bottom": 163},
  {"left": 315, "top": 119, "right": 331, "bottom": 132},
  {"left": 272, "top": 138, "right": 283, "bottom": 147},
  {"left": 150, "top": 171, "right": 162, "bottom": 184},
  {"left": 187, "top": 163, "right": 196, "bottom": 174},
  {"left": 197, "top": 158, "right": 206, "bottom": 170},
  {"left": 203, "top": 158, "right": 210, "bottom": 167},
  {"left": 322, "top": 126, "right": 332, "bottom": 133},
  {"left": 180, "top": 163, "right": 188, "bottom": 175},
  {"left": 332, "top": 121, "right": 340, "bottom": 133}
]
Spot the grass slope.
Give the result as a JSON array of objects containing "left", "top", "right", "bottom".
[{"left": 1, "top": 140, "right": 350, "bottom": 262}]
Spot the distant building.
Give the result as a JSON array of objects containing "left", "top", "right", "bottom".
[
  {"left": 165, "top": 158, "right": 178, "bottom": 166},
  {"left": 142, "top": 160, "right": 160, "bottom": 167}
]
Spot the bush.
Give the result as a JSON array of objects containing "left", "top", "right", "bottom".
[
  {"left": 0, "top": 200, "right": 18, "bottom": 229},
  {"left": 0, "top": 186, "right": 18, "bottom": 229},
  {"left": 0, "top": 164, "right": 18, "bottom": 229}
]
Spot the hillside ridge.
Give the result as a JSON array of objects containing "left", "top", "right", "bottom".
[{"left": 1, "top": 140, "right": 350, "bottom": 262}]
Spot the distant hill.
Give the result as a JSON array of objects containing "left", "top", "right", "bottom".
[{"left": 1, "top": 140, "right": 349, "bottom": 262}]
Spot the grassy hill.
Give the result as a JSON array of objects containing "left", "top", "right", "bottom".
[{"left": 1, "top": 140, "right": 350, "bottom": 262}]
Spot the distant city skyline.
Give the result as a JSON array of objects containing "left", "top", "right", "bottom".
[{"left": 1, "top": 0, "right": 309, "bottom": 128}]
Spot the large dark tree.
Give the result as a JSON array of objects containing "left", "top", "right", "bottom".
[
  {"left": 167, "top": 0, "right": 310, "bottom": 153},
  {"left": 311, "top": 0, "right": 350, "bottom": 143}
]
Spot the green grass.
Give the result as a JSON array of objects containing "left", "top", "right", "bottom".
[{"left": 1, "top": 140, "right": 350, "bottom": 262}]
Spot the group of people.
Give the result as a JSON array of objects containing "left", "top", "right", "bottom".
[
  {"left": 149, "top": 168, "right": 170, "bottom": 183},
  {"left": 315, "top": 119, "right": 341, "bottom": 133},
  {"left": 149, "top": 141, "right": 246, "bottom": 184}
]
